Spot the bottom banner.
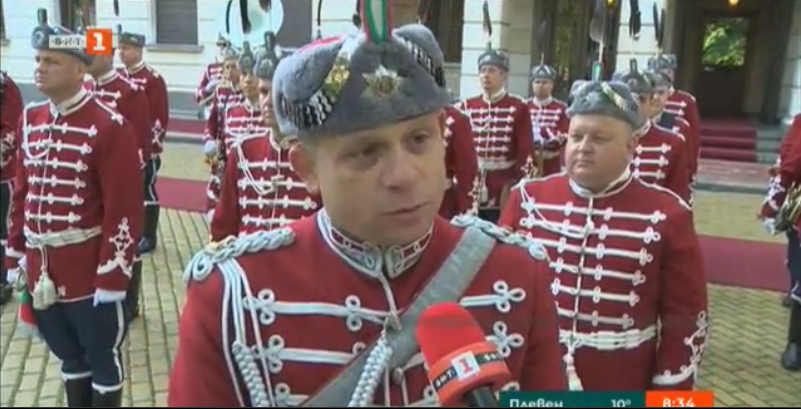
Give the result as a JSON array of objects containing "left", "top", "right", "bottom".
[{"left": 499, "top": 391, "right": 715, "bottom": 407}]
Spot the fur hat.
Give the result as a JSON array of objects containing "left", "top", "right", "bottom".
[
  {"left": 647, "top": 54, "right": 677, "bottom": 71},
  {"left": 31, "top": 9, "right": 94, "bottom": 66},
  {"left": 119, "top": 32, "right": 146, "bottom": 48},
  {"left": 612, "top": 59, "right": 655, "bottom": 96},
  {"left": 567, "top": 80, "right": 644, "bottom": 130},
  {"left": 272, "top": 0, "right": 449, "bottom": 139},
  {"left": 530, "top": 64, "right": 557, "bottom": 81}
]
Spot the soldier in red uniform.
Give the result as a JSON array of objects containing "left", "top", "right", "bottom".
[
  {"left": 168, "top": 7, "right": 566, "bottom": 406},
  {"left": 117, "top": 31, "right": 170, "bottom": 255},
  {"left": 1, "top": 71, "right": 23, "bottom": 305},
  {"left": 499, "top": 79, "right": 708, "bottom": 391},
  {"left": 612, "top": 62, "right": 691, "bottom": 202},
  {"left": 649, "top": 69, "right": 697, "bottom": 188},
  {"left": 456, "top": 61, "right": 531, "bottom": 221},
  {"left": 648, "top": 54, "right": 701, "bottom": 146},
  {"left": 759, "top": 114, "right": 801, "bottom": 371},
  {"left": 5, "top": 15, "right": 143, "bottom": 407},
  {"left": 203, "top": 48, "right": 244, "bottom": 221},
  {"left": 196, "top": 34, "right": 232, "bottom": 119},
  {"left": 527, "top": 63, "right": 568, "bottom": 177},
  {"left": 440, "top": 105, "right": 479, "bottom": 219},
  {"left": 85, "top": 30, "right": 152, "bottom": 323},
  {"left": 211, "top": 35, "right": 322, "bottom": 240}
]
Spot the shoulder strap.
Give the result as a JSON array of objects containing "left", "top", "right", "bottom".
[{"left": 301, "top": 225, "right": 497, "bottom": 407}]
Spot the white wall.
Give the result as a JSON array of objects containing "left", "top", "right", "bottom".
[
  {"left": 780, "top": 0, "right": 801, "bottom": 122},
  {"left": 456, "top": 0, "right": 534, "bottom": 99},
  {"left": 0, "top": 0, "right": 231, "bottom": 93},
  {"left": 614, "top": 0, "right": 667, "bottom": 72}
]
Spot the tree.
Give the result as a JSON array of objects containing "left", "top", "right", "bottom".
[{"left": 702, "top": 18, "right": 748, "bottom": 67}]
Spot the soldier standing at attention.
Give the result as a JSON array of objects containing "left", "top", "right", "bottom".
[
  {"left": 613, "top": 62, "right": 691, "bottom": 202},
  {"left": 0, "top": 71, "right": 23, "bottom": 306},
  {"left": 168, "top": 2, "right": 567, "bottom": 405},
  {"left": 456, "top": 2, "right": 532, "bottom": 223},
  {"left": 5, "top": 11, "right": 142, "bottom": 407},
  {"left": 499, "top": 79, "right": 708, "bottom": 391},
  {"left": 203, "top": 47, "right": 244, "bottom": 221},
  {"left": 85, "top": 21, "right": 152, "bottom": 324},
  {"left": 210, "top": 34, "right": 322, "bottom": 240},
  {"left": 527, "top": 63, "right": 569, "bottom": 177},
  {"left": 117, "top": 31, "right": 170, "bottom": 255},
  {"left": 196, "top": 34, "right": 232, "bottom": 119},
  {"left": 440, "top": 104, "right": 480, "bottom": 219}
]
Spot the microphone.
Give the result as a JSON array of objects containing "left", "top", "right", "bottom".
[{"left": 415, "top": 303, "right": 512, "bottom": 407}]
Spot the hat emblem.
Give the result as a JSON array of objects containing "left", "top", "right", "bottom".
[
  {"left": 322, "top": 54, "right": 350, "bottom": 97},
  {"left": 363, "top": 65, "right": 402, "bottom": 98}
]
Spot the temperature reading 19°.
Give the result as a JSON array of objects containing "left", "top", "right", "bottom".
[{"left": 611, "top": 399, "right": 633, "bottom": 407}]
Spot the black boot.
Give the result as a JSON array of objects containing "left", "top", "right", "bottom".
[
  {"left": 780, "top": 302, "right": 801, "bottom": 371},
  {"left": 137, "top": 206, "right": 160, "bottom": 254},
  {"left": 91, "top": 389, "right": 122, "bottom": 407},
  {"left": 0, "top": 249, "right": 11, "bottom": 306},
  {"left": 64, "top": 378, "right": 93, "bottom": 407},
  {"left": 124, "top": 260, "right": 143, "bottom": 323}
]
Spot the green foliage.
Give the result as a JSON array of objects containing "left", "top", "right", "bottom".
[{"left": 702, "top": 18, "right": 748, "bottom": 67}]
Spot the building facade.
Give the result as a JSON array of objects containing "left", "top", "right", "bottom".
[{"left": 1, "top": 0, "right": 798, "bottom": 123}]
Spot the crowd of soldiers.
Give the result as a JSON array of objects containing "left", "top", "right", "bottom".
[{"left": 0, "top": 0, "right": 799, "bottom": 407}]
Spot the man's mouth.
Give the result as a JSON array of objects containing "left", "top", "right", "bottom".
[{"left": 385, "top": 203, "right": 425, "bottom": 216}]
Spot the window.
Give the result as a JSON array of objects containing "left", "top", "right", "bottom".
[
  {"left": 426, "top": 0, "right": 464, "bottom": 63},
  {"left": 59, "top": 0, "right": 96, "bottom": 32},
  {"left": 155, "top": 0, "right": 198, "bottom": 45}
]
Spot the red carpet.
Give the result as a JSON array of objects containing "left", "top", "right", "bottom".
[
  {"left": 157, "top": 177, "right": 789, "bottom": 293},
  {"left": 699, "top": 119, "right": 758, "bottom": 163}
]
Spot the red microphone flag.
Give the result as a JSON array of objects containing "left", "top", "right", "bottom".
[{"left": 415, "top": 303, "right": 512, "bottom": 406}]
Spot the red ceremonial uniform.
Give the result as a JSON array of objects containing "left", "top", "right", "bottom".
[
  {"left": 119, "top": 61, "right": 170, "bottom": 157},
  {"left": 196, "top": 62, "right": 224, "bottom": 106},
  {"left": 204, "top": 85, "right": 244, "bottom": 214},
  {"left": 169, "top": 213, "right": 567, "bottom": 406},
  {"left": 440, "top": 106, "right": 479, "bottom": 218},
  {"left": 210, "top": 107, "right": 321, "bottom": 241},
  {"left": 85, "top": 70, "right": 152, "bottom": 164},
  {"left": 5, "top": 90, "right": 144, "bottom": 299},
  {"left": 1, "top": 72, "right": 23, "bottom": 183},
  {"left": 665, "top": 89, "right": 700, "bottom": 140},
  {"left": 632, "top": 121, "right": 691, "bottom": 203},
  {"left": 762, "top": 115, "right": 801, "bottom": 223},
  {"left": 527, "top": 97, "right": 569, "bottom": 176},
  {"left": 456, "top": 92, "right": 532, "bottom": 208},
  {"left": 499, "top": 171, "right": 708, "bottom": 391}
]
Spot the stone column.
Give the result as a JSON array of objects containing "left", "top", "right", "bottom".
[
  {"left": 457, "top": 0, "right": 534, "bottom": 99},
  {"left": 614, "top": 0, "right": 667, "bottom": 72},
  {"left": 780, "top": 0, "right": 801, "bottom": 123}
]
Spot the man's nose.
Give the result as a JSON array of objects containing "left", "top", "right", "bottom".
[{"left": 382, "top": 149, "right": 418, "bottom": 189}]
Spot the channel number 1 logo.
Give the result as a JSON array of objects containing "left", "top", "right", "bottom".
[{"left": 451, "top": 352, "right": 481, "bottom": 380}]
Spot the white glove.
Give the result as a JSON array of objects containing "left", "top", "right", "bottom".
[
  {"left": 762, "top": 218, "right": 777, "bottom": 235},
  {"left": 203, "top": 140, "right": 218, "bottom": 156},
  {"left": 204, "top": 80, "right": 218, "bottom": 95},
  {"left": 93, "top": 289, "right": 126, "bottom": 306}
]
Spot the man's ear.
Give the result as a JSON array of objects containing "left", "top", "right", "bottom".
[{"left": 289, "top": 143, "right": 320, "bottom": 194}]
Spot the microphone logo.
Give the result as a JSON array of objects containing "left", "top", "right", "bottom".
[{"left": 453, "top": 352, "right": 482, "bottom": 380}]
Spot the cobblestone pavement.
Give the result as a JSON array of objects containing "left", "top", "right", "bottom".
[{"left": 1, "top": 143, "right": 800, "bottom": 407}]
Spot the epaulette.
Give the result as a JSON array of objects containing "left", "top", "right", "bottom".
[
  {"left": 654, "top": 123, "right": 685, "bottom": 141},
  {"left": 636, "top": 179, "right": 691, "bottom": 211},
  {"left": 183, "top": 227, "right": 296, "bottom": 283},
  {"left": 450, "top": 215, "right": 549, "bottom": 262}
]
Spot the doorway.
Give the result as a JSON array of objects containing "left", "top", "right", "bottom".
[
  {"left": 695, "top": 16, "right": 751, "bottom": 118},
  {"left": 538, "top": 0, "right": 621, "bottom": 100}
]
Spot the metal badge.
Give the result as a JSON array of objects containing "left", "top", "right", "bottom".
[
  {"left": 321, "top": 54, "right": 350, "bottom": 97},
  {"left": 362, "top": 65, "right": 402, "bottom": 98}
]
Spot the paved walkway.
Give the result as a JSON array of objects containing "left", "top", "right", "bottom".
[{"left": 1, "top": 144, "right": 800, "bottom": 407}]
